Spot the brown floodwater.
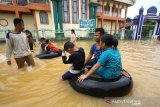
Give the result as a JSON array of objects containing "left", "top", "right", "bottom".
[{"left": 0, "top": 40, "right": 160, "bottom": 107}]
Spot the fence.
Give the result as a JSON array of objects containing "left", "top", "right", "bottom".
[{"left": 0, "top": 28, "right": 153, "bottom": 42}]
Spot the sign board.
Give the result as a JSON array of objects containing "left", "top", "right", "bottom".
[{"left": 80, "top": 19, "right": 95, "bottom": 28}]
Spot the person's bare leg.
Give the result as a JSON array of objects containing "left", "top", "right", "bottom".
[
  {"left": 15, "top": 57, "right": 25, "bottom": 69},
  {"left": 25, "top": 55, "right": 35, "bottom": 67}
]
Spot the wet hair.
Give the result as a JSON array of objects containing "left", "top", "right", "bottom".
[
  {"left": 71, "top": 29, "right": 75, "bottom": 34},
  {"left": 71, "top": 29, "right": 76, "bottom": 36},
  {"left": 95, "top": 28, "right": 105, "bottom": 36},
  {"left": 13, "top": 18, "right": 24, "bottom": 27},
  {"left": 40, "top": 37, "right": 46, "bottom": 41},
  {"left": 25, "top": 30, "right": 32, "bottom": 36},
  {"left": 101, "top": 34, "right": 118, "bottom": 49},
  {"left": 46, "top": 39, "right": 50, "bottom": 44},
  {"left": 64, "top": 41, "right": 74, "bottom": 51},
  {"left": 25, "top": 30, "right": 30, "bottom": 33}
]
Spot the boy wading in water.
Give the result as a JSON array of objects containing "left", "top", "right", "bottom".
[{"left": 6, "top": 18, "right": 35, "bottom": 69}]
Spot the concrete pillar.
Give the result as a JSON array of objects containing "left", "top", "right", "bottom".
[
  {"left": 27, "top": 0, "right": 29, "bottom": 3},
  {"left": 109, "top": 3, "right": 113, "bottom": 16},
  {"left": 118, "top": 4, "right": 122, "bottom": 18},
  {"left": 115, "top": 4, "right": 119, "bottom": 33},
  {"left": 89, "top": 6, "right": 93, "bottom": 19},
  {"left": 51, "top": 0, "right": 64, "bottom": 38},
  {"left": 52, "top": 0, "right": 58, "bottom": 32},
  {"left": 89, "top": 2, "right": 100, "bottom": 33},
  {"left": 57, "top": 0, "right": 63, "bottom": 32},
  {"left": 69, "top": 0, "right": 72, "bottom": 24},
  {"left": 87, "top": 0, "right": 89, "bottom": 19},
  {"left": 152, "top": 21, "right": 160, "bottom": 39},
  {"left": 124, "top": 6, "right": 128, "bottom": 28},
  {"left": 79, "top": 0, "right": 81, "bottom": 19},
  {"left": 33, "top": 11, "right": 39, "bottom": 40},
  {"left": 15, "top": 11, "right": 20, "bottom": 18},
  {"left": 133, "top": 25, "right": 137, "bottom": 40}
]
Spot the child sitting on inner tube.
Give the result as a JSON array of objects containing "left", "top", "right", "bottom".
[
  {"left": 45, "top": 39, "right": 62, "bottom": 56},
  {"left": 61, "top": 41, "right": 85, "bottom": 80},
  {"left": 37, "top": 37, "right": 47, "bottom": 55},
  {"left": 78, "top": 34, "right": 122, "bottom": 81}
]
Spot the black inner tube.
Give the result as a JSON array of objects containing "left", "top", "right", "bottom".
[
  {"left": 69, "top": 71, "right": 133, "bottom": 98},
  {"left": 37, "top": 53, "right": 59, "bottom": 59}
]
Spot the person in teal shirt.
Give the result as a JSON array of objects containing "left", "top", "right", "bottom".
[{"left": 78, "top": 34, "right": 122, "bottom": 81}]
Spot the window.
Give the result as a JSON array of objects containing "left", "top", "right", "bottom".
[
  {"left": 17, "top": 0, "right": 28, "bottom": 6},
  {"left": 39, "top": 11, "right": 49, "bottom": 24},
  {"left": 0, "top": 0, "right": 12, "bottom": 5},
  {"left": 81, "top": 0, "right": 87, "bottom": 19},
  {"left": 104, "top": 4, "right": 110, "bottom": 16},
  {"left": 72, "top": 0, "right": 79, "bottom": 23},
  {"left": 62, "top": 0, "right": 70, "bottom": 23},
  {"left": 29, "top": 0, "right": 48, "bottom": 4}
]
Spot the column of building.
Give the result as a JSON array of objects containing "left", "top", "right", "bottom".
[
  {"left": 12, "top": 0, "right": 20, "bottom": 18},
  {"left": 69, "top": 0, "right": 72, "bottom": 24},
  {"left": 51, "top": 0, "right": 64, "bottom": 38},
  {"left": 109, "top": 3, "right": 113, "bottom": 17},
  {"left": 124, "top": 6, "right": 128, "bottom": 28},
  {"left": 115, "top": 4, "right": 119, "bottom": 34}
]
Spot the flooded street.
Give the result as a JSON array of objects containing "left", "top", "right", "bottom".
[{"left": 0, "top": 40, "right": 160, "bottom": 107}]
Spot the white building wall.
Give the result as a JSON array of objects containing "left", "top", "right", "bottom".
[
  {"left": 103, "top": 20, "right": 111, "bottom": 32},
  {"left": 22, "top": 14, "right": 35, "bottom": 32},
  {"left": 35, "top": 11, "right": 55, "bottom": 38},
  {"left": 0, "top": 13, "right": 15, "bottom": 39}
]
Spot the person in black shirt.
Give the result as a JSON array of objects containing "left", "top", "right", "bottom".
[{"left": 61, "top": 41, "right": 85, "bottom": 80}]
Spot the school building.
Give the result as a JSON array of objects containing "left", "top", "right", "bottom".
[{"left": 0, "top": 0, "right": 134, "bottom": 40}]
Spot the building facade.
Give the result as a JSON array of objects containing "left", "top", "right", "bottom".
[
  {"left": 95, "top": 0, "right": 134, "bottom": 34},
  {"left": 0, "top": 0, "right": 53, "bottom": 40},
  {"left": 0, "top": 0, "right": 134, "bottom": 40},
  {"left": 50, "top": 0, "right": 134, "bottom": 38}
]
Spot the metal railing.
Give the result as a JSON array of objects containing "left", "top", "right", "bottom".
[{"left": 0, "top": 28, "right": 153, "bottom": 42}]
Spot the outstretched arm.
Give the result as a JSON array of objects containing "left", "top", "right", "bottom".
[
  {"left": 78, "top": 63, "right": 101, "bottom": 81},
  {"left": 84, "top": 53, "right": 93, "bottom": 65}
]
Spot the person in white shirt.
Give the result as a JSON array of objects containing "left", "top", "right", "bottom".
[
  {"left": 70, "top": 29, "right": 77, "bottom": 45},
  {"left": 6, "top": 18, "right": 35, "bottom": 69}
]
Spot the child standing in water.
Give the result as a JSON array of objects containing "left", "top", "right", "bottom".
[
  {"left": 25, "top": 30, "right": 35, "bottom": 52},
  {"left": 78, "top": 34, "right": 122, "bottom": 81},
  {"left": 6, "top": 18, "right": 35, "bottom": 69},
  {"left": 61, "top": 41, "right": 85, "bottom": 80},
  {"left": 70, "top": 29, "right": 77, "bottom": 45}
]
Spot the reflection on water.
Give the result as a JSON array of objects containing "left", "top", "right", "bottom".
[
  {"left": 0, "top": 54, "right": 6, "bottom": 63},
  {"left": 0, "top": 40, "right": 160, "bottom": 107}
]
